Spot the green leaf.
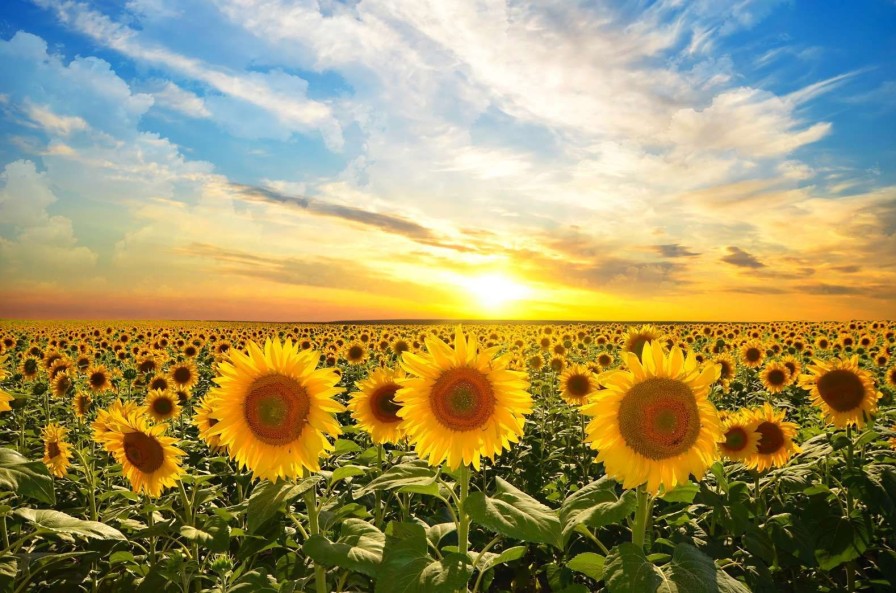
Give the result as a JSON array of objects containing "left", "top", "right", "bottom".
[
  {"left": 660, "top": 483, "right": 699, "bottom": 504},
  {"left": 331, "top": 465, "right": 367, "bottom": 484},
  {"left": 356, "top": 461, "right": 438, "bottom": 498},
  {"left": 479, "top": 546, "right": 526, "bottom": 573},
  {"left": 814, "top": 516, "right": 870, "bottom": 570},
  {"left": 0, "top": 447, "right": 55, "bottom": 505},
  {"left": 180, "top": 517, "right": 230, "bottom": 552},
  {"left": 464, "top": 477, "right": 561, "bottom": 548},
  {"left": 15, "top": 508, "right": 126, "bottom": 541},
  {"left": 303, "top": 519, "right": 385, "bottom": 578},
  {"left": 604, "top": 543, "right": 660, "bottom": 593},
  {"left": 567, "top": 552, "right": 605, "bottom": 580},
  {"left": 246, "top": 477, "right": 318, "bottom": 532},
  {"left": 560, "top": 478, "right": 636, "bottom": 544},
  {"left": 656, "top": 544, "right": 750, "bottom": 593},
  {"left": 334, "top": 439, "right": 362, "bottom": 455},
  {"left": 375, "top": 522, "right": 472, "bottom": 593}
]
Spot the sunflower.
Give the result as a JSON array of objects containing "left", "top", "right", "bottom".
[
  {"left": 42, "top": 422, "right": 72, "bottom": 478},
  {"left": 780, "top": 355, "right": 802, "bottom": 381},
  {"left": 86, "top": 365, "right": 113, "bottom": 394},
  {"left": 558, "top": 364, "right": 600, "bottom": 406},
  {"left": 582, "top": 341, "right": 721, "bottom": 494},
  {"left": 760, "top": 361, "right": 791, "bottom": 394},
  {"left": 193, "top": 395, "right": 223, "bottom": 451},
  {"left": 596, "top": 352, "right": 614, "bottom": 369},
  {"left": 136, "top": 354, "right": 159, "bottom": 375},
  {"left": 886, "top": 365, "right": 896, "bottom": 390},
  {"left": 349, "top": 367, "right": 406, "bottom": 445},
  {"left": 19, "top": 356, "right": 41, "bottom": 380},
  {"left": 91, "top": 399, "right": 141, "bottom": 441},
  {"left": 73, "top": 391, "right": 92, "bottom": 419},
  {"left": 0, "top": 355, "right": 12, "bottom": 413},
  {"left": 397, "top": 326, "right": 532, "bottom": 470},
  {"left": 208, "top": 338, "right": 344, "bottom": 481},
  {"left": 169, "top": 360, "right": 199, "bottom": 390},
  {"left": 718, "top": 411, "right": 760, "bottom": 462},
  {"left": 623, "top": 324, "right": 664, "bottom": 356},
  {"left": 742, "top": 404, "right": 801, "bottom": 471},
  {"left": 51, "top": 370, "right": 75, "bottom": 399},
  {"left": 798, "top": 355, "right": 881, "bottom": 428},
  {"left": 145, "top": 389, "right": 181, "bottom": 422},
  {"left": 740, "top": 341, "right": 765, "bottom": 369},
  {"left": 345, "top": 343, "right": 368, "bottom": 365},
  {"left": 99, "top": 410, "right": 185, "bottom": 497},
  {"left": 148, "top": 373, "right": 170, "bottom": 392}
]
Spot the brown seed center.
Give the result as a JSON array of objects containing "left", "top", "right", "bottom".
[
  {"left": 430, "top": 367, "right": 495, "bottom": 432},
  {"left": 617, "top": 377, "right": 701, "bottom": 461},
  {"left": 565, "top": 374, "right": 592, "bottom": 397},
  {"left": 755, "top": 421, "right": 785, "bottom": 455},
  {"left": 243, "top": 374, "right": 310, "bottom": 446},
  {"left": 173, "top": 367, "right": 192, "bottom": 384},
  {"left": 370, "top": 384, "right": 402, "bottom": 424},
  {"left": 123, "top": 431, "right": 165, "bottom": 474},
  {"left": 817, "top": 369, "right": 865, "bottom": 412}
]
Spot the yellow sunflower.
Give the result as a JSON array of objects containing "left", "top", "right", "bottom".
[
  {"left": 51, "top": 369, "right": 75, "bottom": 399},
  {"left": 73, "top": 391, "right": 92, "bottom": 419},
  {"left": 623, "top": 324, "right": 664, "bottom": 356},
  {"left": 740, "top": 341, "right": 765, "bottom": 369},
  {"left": 208, "top": 338, "right": 344, "bottom": 481},
  {"left": 780, "top": 354, "right": 802, "bottom": 381},
  {"left": 885, "top": 365, "right": 896, "bottom": 390},
  {"left": 582, "top": 341, "right": 722, "bottom": 494},
  {"left": 742, "top": 404, "right": 801, "bottom": 472},
  {"left": 397, "top": 326, "right": 532, "bottom": 470},
  {"left": 19, "top": 355, "right": 41, "bottom": 380},
  {"left": 169, "top": 360, "right": 199, "bottom": 391},
  {"left": 42, "top": 422, "right": 72, "bottom": 478},
  {"left": 145, "top": 389, "right": 181, "bottom": 422},
  {"left": 718, "top": 411, "right": 760, "bottom": 462},
  {"left": 345, "top": 343, "right": 368, "bottom": 365},
  {"left": 0, "top": 354, "right": 12, "bottom": 412},
  {"left": 86, "top": 364, "right": 114, "bottom": 394},
  {"left": 558, "top": 364, "right": 600, "bottom": 406},
  {"left": 91, "top": 399, "right": 141, "bottom": 441},
  {"left": 99, "top": 410, "right": 185, "bottom": 497},
  {"left": 760, "top": 361, "right": 791, "bottom": 394},
  {"left": 349, "top": 367, "right": 406, "bottom": 445},
  {"left": 193, "top": 395, "right": 223, "bottom": 452},
  {"left": 798, "top": 355, "right": 881, "bottom": 428}
]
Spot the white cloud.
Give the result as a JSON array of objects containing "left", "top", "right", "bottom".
[{"left": 148, "top": 81, "right": 210, "bottom": 118}]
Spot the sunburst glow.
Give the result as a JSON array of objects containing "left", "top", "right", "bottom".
[{"left": 461, "top": 273, "right": 531, "bottom": 312}]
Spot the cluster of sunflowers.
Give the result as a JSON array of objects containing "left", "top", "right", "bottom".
[{"left": 2, "top": 320, "right": 891, "bottom": 505}]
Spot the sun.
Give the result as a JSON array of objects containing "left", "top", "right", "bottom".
[{"left": 462, "top": 273, "right": 530, "bottom": 311}]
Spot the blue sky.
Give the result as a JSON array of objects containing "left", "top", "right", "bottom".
[{"left": 0, "top": 0, "right": 894, "bottom": 320}]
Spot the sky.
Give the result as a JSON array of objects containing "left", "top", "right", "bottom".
[{"left": 0, "top": 0, "right": 894, "bottom": 322}]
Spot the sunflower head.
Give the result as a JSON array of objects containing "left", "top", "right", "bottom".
[
  {"left": 760, "top": 361, "right": 792, "bottom": 394},
  {"left": 42, "top": 422, "right": 72, "bottom": 478},
  {"left": 558, "top": 363, "right": 599, "bottom": 406},
  {"left": 73, "top": 391, "right": 92, "bottom": 419},
  {"left": 623, "top": 324, "right": 664, "bottom": 357},
  {"left": 718, "top": 410, "right": 760, "bottom": 462},
  {"left": 86, "top": 365, "right": 113, "bottom": 393},
  {"left": 798, "top": 355, "right": 881, "bottom": 428},
  {"left": 169, "top": 360, "right": 198, "bottom": 390},
  {"left": 582, "top": 341, "right": 722, "bottom": 494},
  {"left": 99, "top": 410, "right": 185, "bottom": 497},
  {"left": 397, "top": 326, "right": 532, "bottom": 470},
  {"left": 349, "top": 366, "right": 406, "bottom": 445},
  {"left": 209, "top": 338, "right": 345, "bottom": 481},
  {"left": 51, "top": 370, "right": 74, "bottom": 399},
  {"left": 740, "top": 341, "right": 766, "bottom": 369},
  {"left": 741, "top": 404, "right": 801, "bottom": 472},
  {"left": 193, "top": 395, "right": 224, "bottom": 452},
  {"left": 145, "top": 389, "right": 181, "bottom": 422}
]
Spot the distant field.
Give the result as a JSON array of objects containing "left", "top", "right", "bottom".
[{"left": 1, "top": 320, "right": 894, "bottom": 593}]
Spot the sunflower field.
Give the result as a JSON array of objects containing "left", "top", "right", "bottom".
[{"left": 1, "top": 320, "right": 895, "bottom": 593}]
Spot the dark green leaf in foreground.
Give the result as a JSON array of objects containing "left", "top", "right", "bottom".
[
  {"left": 656, "top": 543, "right": 750, "bottom": 593},
  {"left": 464, "top": 476, "right": 562, "bottom": 548},
  {"left": 356, "top": 461, "right": 439, "bottom": 498},
  {"left": 15, "top": 508, "right": 126, "bottom": 541},
  {"left": 375, "top": 522, "right": 472, "bottom": 593},
  {"left": 566, "top": 552, "right": 605, "bottom": 580},
  {"left": 303, "top": 518, "right": 385, "bottom": 578},
  {"left": 246, "top": 477, "right": 318, "bottom": 532},
  {"left": 560, "top": 477, "right": 636, "bottom": 544},
  {"left": 0, "top": 447, "right": 55, "bottom": 505},
  {"left": 604, "top": 543, "right": 660, "bottom": 593}
]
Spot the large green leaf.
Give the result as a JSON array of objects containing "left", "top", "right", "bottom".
[
  {"left": 303, "top": 518, "right": 385, "bottom": 578},
  {"left": 559, "top": 478, "right": 636, "bottom": 544},
  {"left": 0, "top": 447, "right": 55, "bottom": 505},
  {"left": 356, "top": 461, "right": 438, "bottom": 498},
  {"left": 246, "top": 477, "right": 318, "bottom": 532},
  {"left": 655, "top": 544, "right": 750, "bottom": 593},
  {"left": 375, "top": 523, "right": 472, "bottom": 593},
  {"left": 813, "top": 516, "right": 870, "bottom": 571},
  {"left": 567, "top": 552, "right": 605, "bottom": 580},
  {"left": 464, "top": 477, "right": 561, "bottom": 548},
  {"left": 604, "top": 543, "right": 660, "bottom": 593},
  {"left": 15, "top": 509, "right": 126, "bottom": 541},
  {"left": 180, "top": 516, "right": 231, "bottom": 552}
]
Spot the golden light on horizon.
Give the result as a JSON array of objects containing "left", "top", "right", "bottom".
[{"left": 461, "top": 273, "right": 532, "bottom": 313}]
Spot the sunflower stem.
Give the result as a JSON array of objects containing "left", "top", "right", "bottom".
[
  {"left": 302, "top": 470, "right": 327, "bottom": 593},
  {"left": 631, "top": 486, "right": 652, "bottom": 550},
  {"left": 375, "top": 444, "right": 384, "bottom": 526},
  {"left": 456, "top": 463, "right": 472, "bottom": 559}
]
